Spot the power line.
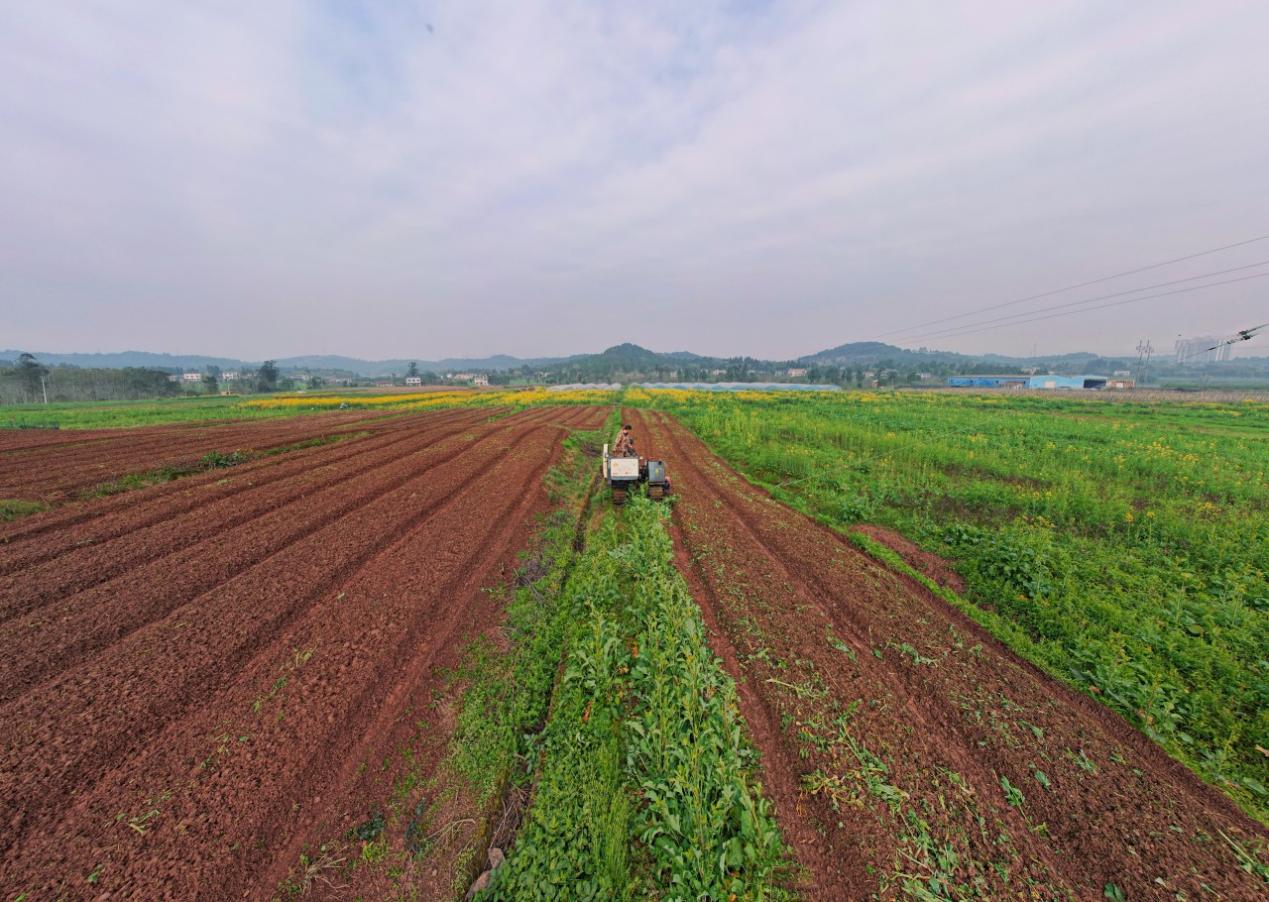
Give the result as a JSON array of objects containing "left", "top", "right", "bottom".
[
  {"left": 874, "top": 233, "right": 1269, "bottom": 340},
  {"left": 897, "top": 272, "right": 1269, "bottom": 343},
  {"left": 898, "top": 258, "right": 1269, "bottom": 343}
]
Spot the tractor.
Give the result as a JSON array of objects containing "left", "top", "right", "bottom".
[{"left": 601, "top": 428, "right": 670, "bottom": 504}]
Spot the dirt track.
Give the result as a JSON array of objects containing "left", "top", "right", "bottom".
[
  {"left": 630, "top": 409, "right": 1267, "bottom": 900},
  {"left": 0, "top": 405, "right": 606, "bottom": 900}
]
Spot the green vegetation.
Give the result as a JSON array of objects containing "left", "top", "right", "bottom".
[
  {"left": 483, "top": 495, "right": 788, "bottom": 899},
  {"left": 632, "top": 388, "right": 1269, "bottom": 824},
  {"left": 0, "top": 394, "right": 298, "bottom": 429},
  {"left": 1, "top": 498, "right": 50, "bottom": 521}
]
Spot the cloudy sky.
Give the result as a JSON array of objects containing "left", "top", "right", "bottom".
[{"left": 2, "top": 1, "right": 1267, "bottom": 361}]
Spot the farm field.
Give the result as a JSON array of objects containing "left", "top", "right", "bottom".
[
  {"left": 0, "top": 404, "right": 608, "bottom": 899},
  {"left": 1, "top": 390, "right": 1266, "bottom": 899},
  {"left": 0, "top": 386, "right": 616, "bottom": 430},
  {"left": 623, "top": 406, "right": 1267, "bottom": 898},
  {"left": 630, "top": 389, "right": 1269, "bottom": 822}
]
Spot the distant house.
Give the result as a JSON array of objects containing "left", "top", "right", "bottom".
[
  {"left": 374, "top": 381, "right": 393, "bottom": 388},
  {"left": 180, "top": 372, "right": 202, "bottom": 383},
  {"left": 1106, "top": 377, "right": 1135, "bottom": 390},
  {"left": 786, "top": 367, "right": 808, "bottom": 378},
  {"left": 221, "top": 371, "right": 239, "bottom": 381},
  {"left": 404, "top": 376, "right": 422, "bottom": 386},
  {"left": 472, "top": 374, "right": 490, "bottom": 387},
  {"left": 447, "top": 372, "right": 475, "bottom": 382}
]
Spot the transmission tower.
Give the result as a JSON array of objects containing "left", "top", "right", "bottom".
[{"left": 1135, "top": 339, "right": 1154, "bottom": 386}]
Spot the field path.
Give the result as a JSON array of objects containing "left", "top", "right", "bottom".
[
  {"left": 0, "top": 405, "right": 604, "bottom": 900},
  {"left": 630, "top": 409, "right": 1267, "bottom": 900}
]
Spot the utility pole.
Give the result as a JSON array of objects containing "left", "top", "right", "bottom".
[
  {"left": 40, "top": 373, "right": 48, "bottom": 404},
  {"left": 1135, "top": 339, "right": 1154, "bottom": 387}
]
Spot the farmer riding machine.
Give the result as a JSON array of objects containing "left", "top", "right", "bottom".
[{"left": 601, "top": 423, "right": 670, "bottom": 504}]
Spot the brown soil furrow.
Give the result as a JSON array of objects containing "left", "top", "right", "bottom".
[
  {"left": 0, "top": 426, "right": 565, "bottom": 898},
  {"left": 0, "top": 416, "right": 332, "bottom": 471},
  {"left": 0, "top": 416, "right": 553, "bottom": 858},
  {"left": 631, "top": 409, "right": 1266, "bottom": 900},
  {"left": 0, "top": 414, "right": 544, "bottom": 701},
  {"left": 92, "top": 428, "right": 555, "bottom": 898},
  {"left": 0, "top": 410, "right": 394, "bottom": 500},
  {"left": 665, "top": 518, "right": 866, "bottom": 894},
  {"left": 0, "top": 414, "right": 392, "bottom": 500},
  {"left": 648, "top": 413, "right": 1012, "bottom": 894},
  {"left": 0, "top": 410, "right": 497, "bottom": 608},
  {"left": 0, "top": 407, "right": 489, "bottom": 562}
]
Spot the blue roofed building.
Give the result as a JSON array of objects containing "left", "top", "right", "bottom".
[
  {"left": 1027, "top": 374, "right": 1108, "bottom": 389},
  {"left": 946, "top": 374, "right": 1110, "bottom": 389}
]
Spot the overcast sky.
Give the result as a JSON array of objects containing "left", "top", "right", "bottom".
[{"left": 2, "top": 1, "right": 1267, "bottom": 361}]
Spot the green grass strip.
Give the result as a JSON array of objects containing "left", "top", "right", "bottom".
[{"left": 484, "top": 496, "right": 790, "bottom": 900}]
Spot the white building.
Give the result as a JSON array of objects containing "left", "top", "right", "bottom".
[
  {"left": 221, "top": 371, "right": 239, "bottom": 381},
  {"left": 404, "top": 376, "right": 422, "bottom": 386},
  {"left": 786, "top": 367, "right": 808, "bottom": 378},
  {"left": 472, "top": 374, "right": 490, "bottom": 386},
  {"left": 180, "top": 372, "right": 202, "bottom": 383}
]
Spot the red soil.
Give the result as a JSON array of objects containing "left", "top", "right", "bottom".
[
  {"left": 630, "top": 409, "right": 1267, "bottom": 901},
  {"left": 0, "top": 406, "right": 602, "bottom": 900},
  {"left": 850, "top": 523, "right": 966, "bottom": 593},
  {"left": 0, "top": 410, "right": 394, "bottom": 502}
]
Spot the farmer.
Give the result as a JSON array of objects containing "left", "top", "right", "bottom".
[{"left": 614, "top": 424, "right": 635, "bottom": 456}]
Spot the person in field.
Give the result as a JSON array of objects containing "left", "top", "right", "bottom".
[{"left": 614, "top": 424, "right": 636, "bottom": 456}]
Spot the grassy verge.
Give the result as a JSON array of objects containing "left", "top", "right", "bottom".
[
  {"left": 482, "top": 495, "right": 790, "bottom": 900},
  {"left": 628, "top": 388, "right": 1269, "bottom": 824}
]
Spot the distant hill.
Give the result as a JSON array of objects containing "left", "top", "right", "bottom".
[
  {"left": 0, "top": 349, "right": 247, "bottom": 370},
  {"left": 5, "top": 343, "right": 1266, "bottom": 382},
  {"left": 0, "top": 349, "right": 567, "bottom": 377}
]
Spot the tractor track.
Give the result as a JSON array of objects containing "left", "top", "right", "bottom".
[
  {"left": 629, "top": 409, "right": 1267, "bottom": 901},
  {"left": 0, "top": 409, "right": 590, "bottom": 887}
]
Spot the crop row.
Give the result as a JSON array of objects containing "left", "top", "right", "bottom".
[{"left": 629, "top": 387, "right": 1269, "bottom": 824}]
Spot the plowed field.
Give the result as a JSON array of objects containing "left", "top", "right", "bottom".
[
  {"left": 629, "top": 409, "right": 1267, "bottom": 900},
  {"left": 0, "top": 405, "right": 608, "bottom": 900},
  {"left": 0, "top": 409, "right": 398, "bottom": 502}
]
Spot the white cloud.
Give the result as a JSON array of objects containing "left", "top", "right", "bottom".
[{"left": 2, "top": 0, "right": 1267, "bottom": 359}]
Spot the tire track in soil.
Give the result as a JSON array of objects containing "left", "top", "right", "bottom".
[
  {"left": 0, "top": 414, "right": 558, "bottom": 860},
  {"left": 631, "top": 409, "right": 1267, "bottom": 901},
  {"left": 0, "top": 412, "right": 562, "bottom": 702},
  {"left": 0, "top": 408, "right": 507, "bottom": 615},
  {"left": 1, "top": 424, "right": 567, "bottom": 900},
  {"left": 0, "top": 407, "right": 491, "bottom": 566}
]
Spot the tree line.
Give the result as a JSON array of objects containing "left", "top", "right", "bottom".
[{"left": 0, "top": 354, "right": 291, "bottom": 405}]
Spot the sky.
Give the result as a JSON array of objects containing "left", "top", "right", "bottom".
[{"left": 2, "top": 0, "right": 1268, "bottom": 362}]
